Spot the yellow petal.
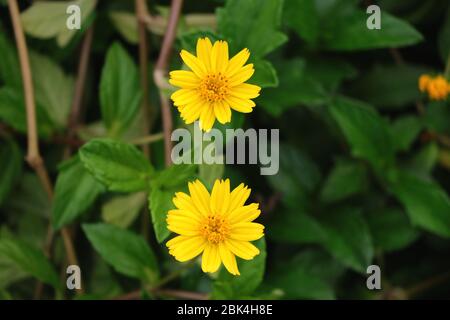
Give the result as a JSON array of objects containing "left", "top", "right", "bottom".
[
  {"left": 199, "top": 104, "right": 216, "bottom": 132},
  {"left": 228, "top": 183, "right": 251, "bottom": 213},
  {"left": 228, "top": 203, "right": 260, "bottom": 225},
  {"left": 201, "top": 243, "right": 221, "bottom": 273},
  {"left": 225, "top": 95, "right": 255, "bottom": 113},
  {"left": 210, "top": 41, "right": 229, "bottom": 74},
  {"left": 171, "top": 89, "right": 198, "bottom": 105},
  {"left": 173, "top": 192, "right": 204, "bottom": 217},
  {"left": 196, "top": 37, "right": 212, "bottom": 71},
  {"left": 167, "top": 219, "right": 200, "bottom": 236},
  {"left": 180, "top": 50, "right": 207, "bottom": 77},
  {"left": 229, "top": 64, "right": 255, "bottom": 86},
  {"left": 167, "top": 208, "right": 202, "bottom": 223},
  {"left": 225, "top": 48, "right": 250, "bottom": 78},
  {"left": 225, "top": 239, "right": 260, "bottom": 260},
  {"left": 230, "top": 222, "right": 264, "bottom": 241},
  {"left": 213, "top": 101, "right": 232, "bottom": 124},
  {"left": 229, "top": 83, "right": 261, "bottom": 99},
  {"left": 210, "top": 179, "right": 231, "bottom": 214},
  {"left": 188, "top": 180, "right": 211, "bottom": 217},
  {"left": 219, "top": 242, "right": 240, "bottom": 275},
  {"left": 168, "top": 236, "right": 206, "bottom": 262}
]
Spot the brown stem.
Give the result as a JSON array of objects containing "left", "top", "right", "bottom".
[
  {"left": 154, "top": 0, "right": 184, "bottom": 167},
  {"left": 405, "top": 271, "right": 450, "bottom": 298},
  {"left": 8, "top": 0, "right": 81, "bottom": 298}
]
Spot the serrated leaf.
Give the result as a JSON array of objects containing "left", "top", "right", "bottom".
[
  {"left": 388, "top": 170, "right": 450, "bottom": 238},
  {"left": 319, "top": 207, "right": 374, "bottom": 273},
  {"left": 100, "top": 42, "right": 141, "bottom": 137},
  {"left": 79, "top": 139, "right": 153, "bottom": 192},
  {"left": 330, "top": 96, "right": 395, "bottom": 169},
  {"left": 320, "top": 160, "right": 368, "bottom": 203},
  {"left": 0, "top": 87, "right": 55, "bottom": 137},
  {"left": 21, "top": 0, "right": 97, "bottom": 47},
  {"left": 52, "top": 156, "right": 105, "bottom": 230},
  {"left": 30, "top": 51, "right": 74, "bottom": 128},
  {"left": 367, "top": 208, "right": 419, "bottom": 252},
  {"left": 102, "top": 192, "right": 146, "bottom": 228},
  {"left": 217, "top": 0, "right": 287, "bottom": 58},
  {"left": 83, "top": 223, "right": 159, "bottom": 283},
  {"left": 0, "top": 238, "right": 59, "bottom": 289},
  {"left": 322, "top": 8, "right": 423, "bottom": 50},
  {"left": 212, "top": 239, "right": 266, "bottom": 299}
]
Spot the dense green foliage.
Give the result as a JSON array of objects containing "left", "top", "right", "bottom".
[{"left": 0, "top": 0, "right": 450, "bottom": 300}]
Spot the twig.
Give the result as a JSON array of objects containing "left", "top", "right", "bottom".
[
  {"left": 8, "top": 0, "right": 81, "bottom": 298},
  {"left": 130, "top": 132, "right": 164, "bottom": 145},
  {"left": 113, "top": 288, "right": 208, "bottom": 300},
  {"left": 154, "top": 0, "right": 184, "bottom": 167},
  {"left": 405, "top": 271, "right": 450, "bottom": 298},
  {"left": 135, "top": 0, "right": 151, "bottom": 158}
]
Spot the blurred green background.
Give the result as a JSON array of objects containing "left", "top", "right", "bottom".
[{"left": 0, "top": 0, "right": 450, "bottom": 300}]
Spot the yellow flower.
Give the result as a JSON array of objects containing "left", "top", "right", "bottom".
[
  {"left": 169, "top": 38, "right": 261, "bottom": 132},
  {"left": 166, "top": 179, "right": 264, "bottom": 276},
  {"left": 418, "top": 74, "right": 450, "bottom": 101}
]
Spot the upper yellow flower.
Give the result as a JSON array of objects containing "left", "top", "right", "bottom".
[
  {"left": 166, "top": 179, "right": 264, "bottom": 276},
  {"left": 169, "top": 38, "right": 261, "bottom": 132},
  {"left": 418, "top": 74, "right": 450, "bottom": 101}
]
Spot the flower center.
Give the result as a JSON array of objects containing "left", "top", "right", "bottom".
[
  {"left": 201, "top": 215, "right": 229, "bottom": 244},
  {"left": 199, "top": 73, "right": 229, "bottom": 103}
]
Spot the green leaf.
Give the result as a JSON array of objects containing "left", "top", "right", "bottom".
[
  {"left": 320, "top": 159, "right": 368, "bottom": 203},
  {"left": 30, "top": 51, "right": 74, "bottom": 128},
  {"left": 266, "top": 250, "right": 344, "bottom": 299},
  {"left": 267, "top": 209, "right": 326, "bottom": 244},
  {"left": 267, "top": 144, "right": 321, "bottom": 208},
  {"left": 79, "top": 139, "right": 153, "bottom": 192},
  {"left": 284, "top": 0, "right": 319, "bottom": 44},
  {"left": 388, "top": 170, "right": 450, "bottom": 237},
  {"left": 148, "top": 188, "right": 172, "bottom": 244},
  {"left": 390, "top": 116, "right": 423, "bottom": 152},
  {"left": 213, "top": 239, "right": 266, "bottom": 299},
  {"left": 102, "top": 192, "right": 146, "bottom": 228},
  {"left": 251, "top": 59, "right": 278, "bottom": 88},
  {"left": 0, "top": 87, "right": 54, "bottom": 137},
  {"left": 149, "top": 164, "right": 197, "bottom": 243},
  {"left": 319, "top": 207, "right": 374, "bottom": 272},
  {"left": 0, "top": 33, "right": 21, "bottom": 88},
  {"left": 178, "top": 30, "right": 221, "bottom": 53},
  {"left": 217, "top": 0, "right": 287, "bottom": 58},
  {"left": 259, "top": 59, "right": 327, "bottom": 116},
  {"left": 52, "top": 156, "right": 105, "bottom": 230},
  {"left": 21, "top": 0, "right": 97, "bottom": 47},
  {"left": 424, "top": 101, "right": 450, "bottom": 135},
  {"left": 330, "top": 96, "right": 395, "bottom": 169},
  {"left": 109, "top": 11, "right": 139, "bottom": 44},
  {"left": 0, "top": 238, "right": 59, "bottom": 288},
  {"left": 322, "top": 8, "right": 423, "bottom": 50},
  {"left": 82, "top": 223, "right": 159, "bottom": 283},
  {"left": 367, "top": 208, "right": 419, "bottom": 252},
  {"left": 349, "top": 64, "right": 431, "bottom": 110},
  {"left": 0, "top": 138, "right": 22, "bottom": 206},
  {"left": 100, "top": 42, "right": 141, "bottom": 137}
]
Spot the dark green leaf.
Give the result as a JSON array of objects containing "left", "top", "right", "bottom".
[
  {"left": 330, "top": 96, "right": 395, "bottom": 169},
  {"left": 367, "top": 208, "right": 419, "bottom": 252},
  {"left": 0, "top": 33, "right": 21, "bottom": 88},
  {"left": 320, "top": 159, "right": 368, "bottom": 203},
  {"left": 79, "top": 139, "right": 153, "bottom": 192},
  {"left": 319, "top": 207, "right": 374, "bottom": 272},
  {"left": 52, "top": 156, "right": 105, "bottom": 230},
  {"left": 390, "top": 116, "right": 423, "bottom": 152},
  {"left": 0, "top": 238, "right": 59, "bottom": 288},
  {"left": 100, "top": 42, "right": 141, "bottom": 137},
  {"left": 213, "top": 239, "right": 266, "bottom": 299},
  {"left": 102, "top": 192, "right": 146, "bottom": 228},
  {"left": 284, "top": 0, "right": 319, "bottom": 44},
  {"left": 83, "top": 223, "right": 159, "bottom": 283},
  {"left": 388, "top": 170, "right": 450, "bottom": 237}
]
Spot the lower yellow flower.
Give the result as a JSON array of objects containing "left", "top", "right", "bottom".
[
  {"left": 166, "top": 179, "right": 264, "bottom": 276},
  {"left": 419, "top": 74, "right": 450, "bottom": 100}
]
